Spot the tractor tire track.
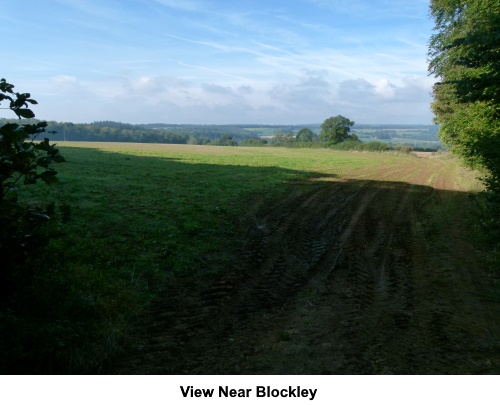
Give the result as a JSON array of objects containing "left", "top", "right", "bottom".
[{"left": 112, "top": 166, "right": 499, "bottom": 374}]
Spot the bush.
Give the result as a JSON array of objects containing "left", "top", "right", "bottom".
[
  {"left": 0, "top": 79, "right": 66, "bottom": 306},
  {"left": 239, "top": 138, "right": 268, "bottom": 147},
  {"left": 330, "top": 140, "right": 392, "bottom": 152},
  {"left": 393, "top": 145, "right": 414, "bottom": 154},
  {"left": 361, "top": 141, "right": 389, "bottom": 152},
  {"left": 0, "top": 80, "right": 175, "bottom": 373},
  {"left": 0, "top": 79, "right": 87, "bottom": 373},
  {"left": 331, "top": 140, "right": 363, "bottom": 150}
]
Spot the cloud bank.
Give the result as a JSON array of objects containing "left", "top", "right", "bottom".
[
  {"left": 34, "top": 70, "right": 433, "bottom": 125},
  {"left": 4, "top": 0, "right": 435, "bottom": 124}
]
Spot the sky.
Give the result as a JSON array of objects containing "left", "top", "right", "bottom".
[{"left": 1, "top": 0, "right": 436, "bottom": 125}]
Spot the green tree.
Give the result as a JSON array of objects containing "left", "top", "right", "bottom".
[
  {"left": 270, "top": 132, "right": 295, "bottom": 146},
  {"left": 320, "top": 115, "right": 355, "bottom": 144},
  {"left": 296, "top": 128, "right": 315, "bottom": 142},
  {"left": 428, "top": 0, "right": 500, "bottom": 201},
  {"left": 0, "top": 79, "right": 65, "bottom": 304}
]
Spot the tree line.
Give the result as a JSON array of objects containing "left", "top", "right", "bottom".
[
  {"left": 0, "top": 119, "right": 270, "bottom": 144},
  {"left": 429, "top": 0, "right": 500, "bottom": 235},
  {"left": 0, "top": 116, "right": 352, "bottom": 146},
  {"left": 0, "top": 115, "right": 435, "bottom": 152}
]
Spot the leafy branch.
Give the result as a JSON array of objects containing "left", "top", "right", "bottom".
[{"left": 1, "top": 78, "right": 66, "bottom": 306}]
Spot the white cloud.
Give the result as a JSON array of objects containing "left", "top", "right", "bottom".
[
  {"left": 129, "top": 76, "right": 170, "bottom": 95},
  {"left": 374, "top": 78, "right": 396, "bottom": 99},
  {"left": 338, "top": 78, "right": 374, "bottom": 99},
  {"left": 34, "top": 69, "right": 433, "bottom": 125}
]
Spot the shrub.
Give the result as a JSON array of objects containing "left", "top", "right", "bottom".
[
  {"left": 0, "top": 79, "right": 66, "bottom": 306},
  {"left": 361, "top": 141, "right": 389, "bottom": 152},
  {"left": 393, "top": 145, "right": 414, "bottom": 154},
  {"left": 331, "top": 140, "right": 363, "bottom": 150},
  {"left": 239, "top": 138, "right": 268, "bottom": 147}
]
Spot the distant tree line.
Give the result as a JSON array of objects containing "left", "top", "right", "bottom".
[
  {"left": 0, "top": 119, "right": 262, "bottom": 144},
  {"left": 0, "top": 116, "right": 439, "bottom": 152}
]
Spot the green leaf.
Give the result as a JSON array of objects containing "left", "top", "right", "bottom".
[
  {"left": 15, "top": 108, "right": 35, "bottom": 119},
  {"left": 0, "top": 123, "right": 19, "bottom": 134},
  {"left": 0, "top": 78, "right": 15, "bottom": 93},
  {"left": 39, "top": 170, "right": 59, "bottom": 185},
  {"left": 0, "top": 94, "right": 14, "bottom": 103}
]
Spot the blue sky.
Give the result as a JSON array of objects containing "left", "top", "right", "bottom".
[{"left": 2, "top": 0, "right": 435, "bottom": 124}]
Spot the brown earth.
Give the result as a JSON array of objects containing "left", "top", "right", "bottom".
[{"left": 112, "top": 155, "right": 499, "bottom": 374}]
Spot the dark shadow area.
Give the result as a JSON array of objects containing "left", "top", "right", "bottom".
[
  {"left": 1, "top": 145, "right": 498, "bottom": 374},
  {"left": 113, "top": 176, "right": 498, "bottom": 375}
]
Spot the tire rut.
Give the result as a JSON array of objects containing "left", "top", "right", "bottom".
[
  {"left": 113, "top": 180, "right": 375, "bottom": 373},
  {"left": 112, "top": 175, "right": 498, "bottom": 374}
]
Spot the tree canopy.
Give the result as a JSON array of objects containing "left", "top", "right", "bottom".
[
  {"left": 320, "top": 115, "right": 355, "bottom": 144},
  {"left": 296, "top": 128, "right": 316, "bottom": 142},
  {"left": 428, "top": 0, "right": 500, "bottom": 200}
]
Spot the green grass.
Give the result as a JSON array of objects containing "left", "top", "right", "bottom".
[
  {"left": 42, "top": 144, "right": 388, "bottom": 284},
  {"left": 0, "top": 143, "right": 448, "bottom": 372}
]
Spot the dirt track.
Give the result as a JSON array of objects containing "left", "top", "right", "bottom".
[{"left": 113, "top": 155, "right": 499, "bottom": 374}]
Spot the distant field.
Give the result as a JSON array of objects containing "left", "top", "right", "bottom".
[
  {"left": 362, "top": 137, "right": 442, "bottom": 149},
  {"left": 243, "top": 124, "right": 441, "bottom": 149},
  {"left": 243, "top": 127, "right": 278, "bottom": 137},
  {"left": 11, "top": 142, "right": 497, "bottom": 374}
]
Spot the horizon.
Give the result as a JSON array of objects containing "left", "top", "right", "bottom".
[
  {"left": 3, "top": 0, "right": 435, "bottom": 125},
  {"left": 0, "top": 116, "right": 437, "bottom": 128}
]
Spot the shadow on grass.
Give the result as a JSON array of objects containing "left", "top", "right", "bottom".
[{"left": 2, "top": 144, "right": 494, "bottom": 374}]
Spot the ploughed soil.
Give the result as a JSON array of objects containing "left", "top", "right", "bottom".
[{"left": 112, "top": 155, "right": 499, "bottom": 374}]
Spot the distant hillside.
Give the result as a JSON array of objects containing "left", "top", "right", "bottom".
[{"left": 0, "top": 119, "right": 441, "bottom": 149}]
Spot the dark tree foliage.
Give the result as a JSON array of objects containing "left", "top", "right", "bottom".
[
  {"left": 0, "top": 79, "right": 66, "bottom": 305},
  {"left": 213, "top": 134, "right": 238, "bottom": 146},
  {"left": 239, "top": 138, "right": 268, "bottom": 147},
  {"left": 0, "top": 119, "right": 269, "bottom": 144},
  {"left": 428, "top": 0, "right": 500, "bottom": 208}
]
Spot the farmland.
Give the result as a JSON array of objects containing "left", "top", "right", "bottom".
[
  {"left": 243, "top": 124, "right": 441, "bottom": 149},
  {"left": 6, "top": 142, "right": 499, "bottom": 374}
]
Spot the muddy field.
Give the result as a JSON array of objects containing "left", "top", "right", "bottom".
[{"left": 112, "top": 155, "right": 498, "bottom": 374}]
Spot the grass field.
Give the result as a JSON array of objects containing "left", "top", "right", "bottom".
[
  {"left": 4, "top": 142, "right": 497, "bottom": 374},
  {"left": 24, "top": 142, "right": 404, "bottom": 283},
  {"left": 8, "top": 143, "right": 384, "bottom": 371}
]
